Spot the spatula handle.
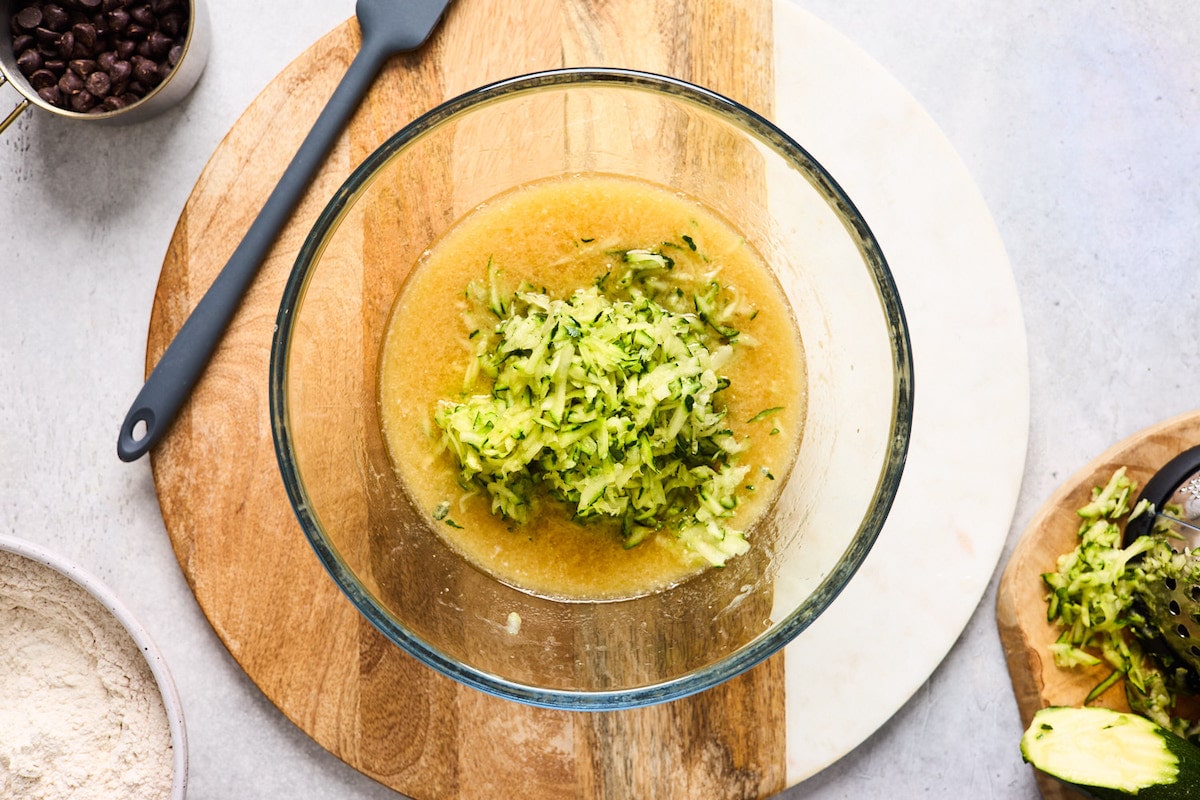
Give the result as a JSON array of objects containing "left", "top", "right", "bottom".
[{"left": 117, "top": 42, "right": 389, "bottom": 462}]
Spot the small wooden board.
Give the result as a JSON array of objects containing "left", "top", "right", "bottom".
[{"left": 997, "top": 409, "right": 1200, "bottom": 799}]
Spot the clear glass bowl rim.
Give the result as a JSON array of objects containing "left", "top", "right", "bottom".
[{"left": 270, "top": 66, "right": 915, "bottom": 710}]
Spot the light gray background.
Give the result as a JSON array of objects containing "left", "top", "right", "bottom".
[{"left": 2, "top": 2, "right": 1198, "bottom": 797}]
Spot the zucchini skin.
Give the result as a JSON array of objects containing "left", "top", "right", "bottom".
[{"left": 1022, "top": 707, "right": 1200, "bottom": 799}]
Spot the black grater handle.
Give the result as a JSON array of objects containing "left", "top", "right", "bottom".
[{"left": 1123, "top": 444, "right": 1200, "bottom": 546}]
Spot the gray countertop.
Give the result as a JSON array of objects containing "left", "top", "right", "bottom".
[{"left": 3, "top": 1, "right": 1198, "bottom": 797}]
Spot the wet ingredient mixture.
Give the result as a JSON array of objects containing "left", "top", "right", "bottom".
[{"left": 379, "top": 174, "right": 805, "bottom": 600}]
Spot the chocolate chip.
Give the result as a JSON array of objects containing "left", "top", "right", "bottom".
[
  {"left": 146, "top": 30, "right": 169, "bottom": 57},
  {"left": 107, "top": 57, "right": 131, "bottom": 83},
  {"left": 78, "top": 0, "right": 102, "bottom": 9},
  {"left": 96, "top": 49, "right": 116, "bottom": 70},
  {"left": 33, "top": 25, "right": 59, "bottom": 46},
  {"left": 12, "top": 33, "right": 34, "bottom": 52},
  {"left": 36, "top": 85, "right": 61, "bottom": 105},
  {"left": 84, "top": 69, "right": 111, "bottom": 97},
  {"left": 114, "top": 38, "right": 134, "bottom": 59},
  {"left": 167, "top": 43, "right": 181, "bottom": 67},
  {"left": 131, "top": 54, "right": 156, "bottom": 84},
  {"left": 13, "top": 6, "right": 44, "bottom": 31},
  {"left": 71, "top": 21, "right": 97, "bottom": 49},
  {"left": 55, "top": 29, "right": 74, "bottom": 57},
  {"left": 27, "top": 68, "right": 57, "bottom": 90},
  {"left": 158, "top": 11, "right": 180, "bottom": 36},
  {"left": 68, "top": 88, "right": 95, "bottom": 111},
  {"left": 68, "top": 58, "right": 97, "bottom": 76},
  {"left": 89, "top": 14, "right": 109, "bottom": 38},
  {"left": 101, "top": 94, "right": 125, "bottom": 111},
  {"left": 105, "top": 7, "right": 129, "bottom": 31},
  {"left": 57, "top": 69, "right": 83, "bottom": 94},
  {"left": 128, "top": 3, "right": 152, "bottom": 25},
  {"left": 41, "top": 4, "right": 69, "bottom": 31},
  {"left": 15, "top": 48, "right": 43, "bottom": 73}
]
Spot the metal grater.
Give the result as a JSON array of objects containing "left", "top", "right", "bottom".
[{"left": 1125, "top": 445, "right": 1200, "bottom": 685}]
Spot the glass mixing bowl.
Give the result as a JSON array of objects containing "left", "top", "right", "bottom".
[{"left": 270, "top": 68, "right": 913, "bottom": 709}]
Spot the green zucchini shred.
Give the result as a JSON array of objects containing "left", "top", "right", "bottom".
[
  {"left": 748, "top": 407, "right": 784, "bottom": 423},
  {"left": 434, "top": 251, "right": 757, "bottom": 567}
]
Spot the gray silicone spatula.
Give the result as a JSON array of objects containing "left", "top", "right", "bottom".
[{"left": 117, "top": 0, "right": 453, "bottom": 462}]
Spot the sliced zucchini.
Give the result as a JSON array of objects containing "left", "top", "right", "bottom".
[{"left": 1021, "top": 706, "right": 1200, "bottom": 799}]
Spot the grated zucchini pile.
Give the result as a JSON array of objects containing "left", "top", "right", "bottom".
[
  {"left": 1043, "top": 468, "right": 1198, "bottom": 738},
  {"left": 433, "top": 249, "right": 761, "bottom": 567}
]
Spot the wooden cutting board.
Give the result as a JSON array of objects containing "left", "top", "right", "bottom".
[
  {"left": 150, "top": 1, "right": 788, "bottom": 797},
  {"left": 997, "top": 409, "right": 1200, "bottom": 800}
]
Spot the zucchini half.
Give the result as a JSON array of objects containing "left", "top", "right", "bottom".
[{"left": 1021, "top": 706, "right": 1200, "bottom": 799}]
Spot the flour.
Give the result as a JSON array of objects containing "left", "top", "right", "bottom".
[{"left": 0, "top": 550, "right": 174, "bottom": 800}]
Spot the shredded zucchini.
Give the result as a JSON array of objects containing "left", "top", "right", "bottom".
[
  {"left": 748, "top": 407, "right": 784, "bottom": 424},
  {"left": 433, "top": 249, "right": 758, "bottom": 567},
  {"left": 1042, "top": 468, "right": 1198, "bottom": 738}
]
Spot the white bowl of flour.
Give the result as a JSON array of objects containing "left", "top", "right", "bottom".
[{"left": 0, "top": 535, "right": 187, "bottom": 799}]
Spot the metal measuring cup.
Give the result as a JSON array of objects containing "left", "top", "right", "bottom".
[{"left": 0, "top": 0, "right": 210, "bottom": 132}]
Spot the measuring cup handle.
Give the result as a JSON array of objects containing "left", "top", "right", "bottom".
[{"left": 0, "top": 74, "right": 32, "bottom": 135}]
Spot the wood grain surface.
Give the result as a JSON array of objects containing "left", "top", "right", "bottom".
[
  {"left": 997, "top": 409, "right": 1200, "bottom": 800},
  {"left": 148, "top": 1, "right": 790, "bottom": 797}
]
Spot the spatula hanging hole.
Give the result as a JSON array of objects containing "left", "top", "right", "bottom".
[
  {"left": 1177, "top": 623, "right": 1190, "bottom": 639},
  {"left": 1192, "top": 585, "right": 1200, "bottom": 602},
  {"left": 1170, "top": 600, "right": 1182, "bottom": 616},
  {"left": 1166, "top": 577, "right": 1178, "bottom": 591},
  {"left": 1192, "top": 645, "right": 1200, "bottom": 658}
]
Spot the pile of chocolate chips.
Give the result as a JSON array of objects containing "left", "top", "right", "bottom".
[{"left": 9, "top": 0, "right": 190, "bottom": 114}]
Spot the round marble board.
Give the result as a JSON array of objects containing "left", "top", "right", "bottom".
[{"left": 146, "top": 0, "right": 1028, "bottom": 795}]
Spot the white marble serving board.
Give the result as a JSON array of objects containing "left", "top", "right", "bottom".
[{"left": 773, "top": 3, "right": 1029, "bottom": 783}]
